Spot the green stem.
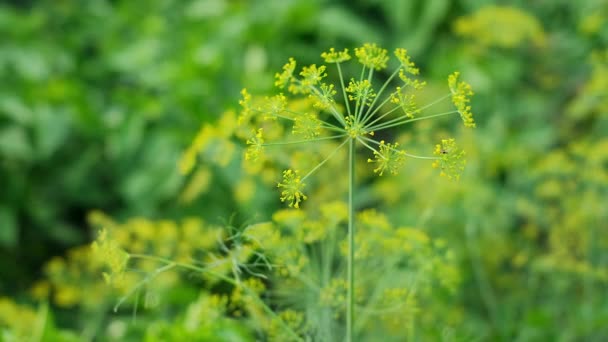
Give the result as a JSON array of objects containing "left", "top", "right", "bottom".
[
  {"left": 128, "top": 254, "right": 304, "bottom": 342},
  {"left": 301, "top": 138, "right": 349, "bottom": 181},
  {"left": 283, "top": 110, "right": 345, "bottom": 132},
  {"left": 360, "top": 66, "right": 401, "bottom": 124},
  {"left": 300, "top": 81, "right": 347, "bottom": 127},
  {"left": 355, "top": 68, "right": 374, "bottom": 122},
  {"left": 347, "top": 138, "right": 355, "bottom": 342},
  {"left": 368, "top": 110, "right": 459, "bottom": 132},
  {"left": 360, "top": 136, "right": 439, "bottom": 160},
  {"left": 364, "top": 92, "right": 451, "bottom": 130},
  {"left": 363, "top": 102, "right": 404, "bottom": 129},
  {"left": 262, "top": 134, "right": 346, "bottom": 147},
  {"left": 337, "top": 63, "right": 352, "bottom": 118}
]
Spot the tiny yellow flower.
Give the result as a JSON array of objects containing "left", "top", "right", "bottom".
[
  {"left": 300, "top": 64, "right": 327, "bottom": 87},
  {"left": 292, "top": 113, "right": 322, "bottom": 140},
  {"left": 321, "top": 47, "right": 351, "bottom": 63},
  {"left": 310, "top": 83, "right": 336, "bottom": 109},
  {"left": 245, "top": 128, "right": 264, "bottom": 161},
  {"left": 432, "top": 138, "right": 466, "bottom": 180},
  {"left": 261, "top": 93, "right": 287, "bottom": 120},
  {"left": 367, "top": 140, "right": 406, "bottom": 176},
  {"left": 91, "top": 228, "right": 130, "bottom": 285},
  {"left": 355, "top": 43, "right": 389, "bottom": 70},
  {"left": 277, "top": 169, "right": 308, "bottom": 208},
  {"left": 448, "top": 72, "right": 476, "bottom": 128},
  {"left": 346, "top": 79, "right": 375, "bottom": 105},
  {"left": 394, "top": 48, "right": 419, "bottom": 75},
  {"left": 390, "top": 87, "right": 420, "bottom": 118},
  {"left": 275, "top": 58, "right": 296, "bottom": 89},
  {"left": 398, "top": 69, "right": 426, "bottom": 90}
]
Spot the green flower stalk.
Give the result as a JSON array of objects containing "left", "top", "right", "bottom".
[{"left": 240, "top": 43, "right": 476, "bottom": 341}]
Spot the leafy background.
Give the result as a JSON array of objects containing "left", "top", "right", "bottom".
[{"left": 1, "top": 0, "right": 607, "bottom": 340}]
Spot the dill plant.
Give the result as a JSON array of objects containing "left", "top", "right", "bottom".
[
  {"left": 240, "top": 43, "right": 476, "bottom": 341},
  {"left": 89, "top": 43, "right": 474, "bottom": 341}
]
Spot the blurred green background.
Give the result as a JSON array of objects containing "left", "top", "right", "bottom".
[{"left": 1, "top": 0, "right": 607, "bottom": 340}]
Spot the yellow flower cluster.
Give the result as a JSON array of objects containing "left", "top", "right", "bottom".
[
  {"left": 262, "top": 93, "right": 287, "bottom": 119},
  {"left": 245, "top": 128, "right": 264, "bottom": 161},
  {"left": 321, "top": 47, "right": 351, "bottom": 63},
  {"left": 528, "top": 139, "right": 608, "bottom": 283},
  {"left": 274, "top": 57, "right": 296, "bottom": 89},
  {"left": 277, "top": 169, "right": 307, "bottom": 208},
  {"left": 432, "top": 138, "right": 466, "bottom": 180},
  {"left": 345, "top": 79, "right": 376, "bottom": 105},
  {"left": 292, "top": 113, "right": 322, "bottom": 139},
  {"left": 311, "top": 83, "right": 336, "bottom": 109},
  {"left": 367, "top": 140, "right": 406, "bottom": 176},
  {"left": 91, "top": 228, "right": 130, "bottom": 286},
  {"left": 567, "top": 50, "right": 608, "bottom": 118},
  {"left": 454, "top": 5, "right": 546, "bottom": 48},
  {"left": 355, "top": 43, "right": 389, "bottom": 70},
  {"left": 179, "top": 111, "right": 237, "bottom": 174},
  {"left": 394, "top": 48, "right": 419, "bottom": 75},
  {"left": 300, "top": 64, "right": 327, "bottom": 87},
  {"left": 390, "top": 87, "right": 419, "bottom": 118},
  {"left": 448, "top": 72, "right": 476, "bottom": 128},
  {"left": 235, "top": 43, "right": 476, "bottom": 210},
  {"left": 0, "top": 298, "right": 39, "bottom": 340}
]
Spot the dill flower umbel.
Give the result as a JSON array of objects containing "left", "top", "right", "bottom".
[
  {"left": 432, "top": 138, "right": 466, "bottom": 180},
  {"left": 239, "top": 43, "right": 476, "bottom": 207},
  {"left": 91, "top": 228, "right": 130, "bottom": 286},
  {"left": 277, "top": 169, "right": 307, "bottom": 208}
]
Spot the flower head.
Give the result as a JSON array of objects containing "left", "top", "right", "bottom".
[
  {"left": 236, "top": 43, "right": 476, "bottom": 207},
  {"left": 399, "top": 70, "right": 426, "bottom": 90},
  {"left": 238, "top": 88, "right": 253, "bottom": 120},
  {"left": 245, "top": 128, "right": 264, "bottom": 161},
  {"left": 368, "top": 141, "right": 407, "bottom": 176},
  {"left": 277, "top": 169, "right": 308, "bottom": 208},
  {"left": 355, "top": 43, "right": 389, "bottom": 70},
  {"left": 262, "top": 93, "right": 287, "bottom": 120},
  {"left": 432, "top": 138, "right": 466, "bottom": 180},
  {"left": 275, "top": 58, "right": 296, "bottom": 89},
  {"left": 346, "top": 79, "right": 375, "bottom": 105},
  {"left": 311, "top": 83, "right": 336, "bottom": 109},
  {"left": 300, "top": 64, "right": 327, "bottom": 87},
  {"left": 390, "top": 87, "right": 420, "bottom": 118},
  {"left": 292, "top": 113, "right": 322, "bottom": 140},
  {"left": 321, "top": 48, "right": 351, "bottom": 63},
  {"left": 91, "top": 228, "right": 130, "bottom": 285},
  {"left": 448, "top": 72, "right": 476, "bottom": 128},
  {"left": 394, "top": 48, "right": 419, "bottom": 75}
]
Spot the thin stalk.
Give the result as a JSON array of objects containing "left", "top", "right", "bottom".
[
  {"left": 360, "top": 89, "right": 399, "bottom": 128},
  {"left": 262, "top": 134, "right": 347, "bottom": 147},
  {"left": 303, "top": 82, "right": 347, "bottom": 127},
  {"left": 346, "top": 138, "right": 356, "bottom": 342},
  {"left": 336, "top": 63, "right": 352, "bottom": 118},
  {"left": 271, "top": 110, "right": 346, "bottom": 133},
  {"left": 363, "top": 102, "right": 404, "bottom": 129},
  {"left": 360, "top": 137, "right": 439, "bottom": 160},
  {"left": 356, "top": 137, "right": 383, "bottom": 158},
  {"left": 360, "top": 66, "right": 401, "bottom": 124},
  {"left": 355, "top": 68, "right": 374, "bottom": 122},
  {"left": 417, "top": 92, "right": 451, "bottom": 112},
  {"left": 32, "top": 301, "right": 48, "bottom": 342},
  {"left": 364, "top": 92, "right": 452, "bottom": 129},
  {"left": 301, "top": 138, "right": 349, "bottom": 181},
  {"left": 350, "top": 66, "right": 367, "bottom": 122},
  {"left": 368, "top": 110, "right": 459, "bottom": 132},
  {"left": 128, "top": 254, "right": 304, "bottom": 342}
]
